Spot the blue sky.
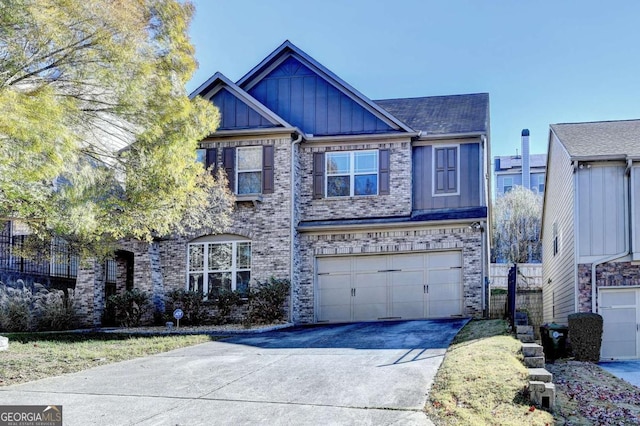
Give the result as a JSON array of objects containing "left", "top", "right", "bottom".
[{"left": 186, "top": 0, "right": 640, "bottom": 157}]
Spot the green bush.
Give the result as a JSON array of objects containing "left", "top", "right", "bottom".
[
  {"left": 244, "top": 277, "right": 289, "bottom": 326},
  {"left": 165, "top": 289, "right": 208, "bottom": 326},
  {"left": 214, "top": 289, "right": 241, "bottom": 325},
  {"left": 107, "top": 288, "right": 151, "bottom": 327},
  {"left": 568, "top": 312, "right": 603, "bottom": 362}
]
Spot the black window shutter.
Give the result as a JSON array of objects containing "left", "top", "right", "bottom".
[
  {"left": 205, "top": 148, "right": 217, "bottom": 175},
  {"left": 222, "top": 147, "right": 235, "bottom": 192},
  {"left": 313, "top": 152, "right": 325, "bottom": 199},
  {"left": 263, "top": 145, "right": 274, "bottom": 194},
  {"left": 379, "top": 149, "right": 390, "bottom": 195}
]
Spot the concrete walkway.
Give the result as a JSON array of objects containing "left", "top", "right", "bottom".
[
  {"left": 0, "top": 319, "right": 468, "bottom": 425},
  {"left": 599, "top": 360, "right": 640, "bottom": 388}
]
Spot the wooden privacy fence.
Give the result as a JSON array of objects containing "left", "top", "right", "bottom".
[{"left": 490, "top": 289, "right": 543, "bottom": 338}]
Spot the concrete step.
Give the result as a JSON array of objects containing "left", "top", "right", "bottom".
[
  {"left": 522, "top": 343, "right": 544, "bottom": 357},
  {"left": 517, "top": 334, "right": 536, "bottom": 343},
  {"left": 529, "top": 381, "right": 556, "bottom": 411},
  {"left": 516, "top": 325, "right": 534, "bottom": 335},
  {"left": 524, "top": 356, "right": 545, "bottom": 368},
  {"left": 529, "top": 368, "right": 553, "bottom": 383}
]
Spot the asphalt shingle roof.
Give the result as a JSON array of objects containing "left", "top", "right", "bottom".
[
  {"left": 551, "top": 120, "right": 640, "bottom": 159},
  {"left": 375, "top": 93, "right": 489, "bottom": 135}
]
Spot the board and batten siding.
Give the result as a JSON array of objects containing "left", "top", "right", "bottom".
[
  {"left": 412, "top": 142, "right": 481, "bottom": 211},
  {"left": 576, "top": 163, "right": 627, "bottom": 261},
  {"left": 542, "top": 133, "right": 576, "bottom": 324}
]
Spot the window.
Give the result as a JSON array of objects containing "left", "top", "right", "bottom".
[
  {"left": 433, "top": 146, "right": 459, "bottom": 195},
  {"left": 503, "top": 177, "right": 513, "bottom": 193},
  {"left": 553, "top": 222, "right": 559, "bottom": 256},
  {"left": 326, "top": 150, "right": 378, "bottom": 197},
  {"left": 236, "top": 147, "right": 262, "bottom": 194},
  {"left": 536, "top": 173, "right": 545, "bottom": 193},
  {"left": 187, "top": 240, "right": 251, "bottom": 299},
  {"left": 196, "top": 148, "right": 217, "bottom": 175}
]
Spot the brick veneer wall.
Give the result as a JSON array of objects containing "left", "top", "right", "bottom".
[
  {"left": 294, "top": 225, "right": 484, "bottom": 323},
  {"left": 577, "top": 261, "right": 640, "bottom": 312},
  {"left": 75, "top": 260, "right": 104, "bottom": 327},
  {"left": 298, "top": 140, "right": 412, "bottom": 221}
]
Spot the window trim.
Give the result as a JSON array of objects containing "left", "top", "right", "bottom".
[
  {"left": 186, "top": 239, "right": 251, "bottom": 300},
  {"left": 503, "top": 176, "right": 513, "bottom": 194},
  {"left": 325, "top": 149, "right": 379, "bottom": 198},
  {"left": 432, "top": 144, "right": 460, "bottom": 197},
  {"left": 235, "top": 146, "right": 263, "bottom": 195}
]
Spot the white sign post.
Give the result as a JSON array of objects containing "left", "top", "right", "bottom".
[{"left": 173, "top": 309, "right": 184, "bottom": 329}]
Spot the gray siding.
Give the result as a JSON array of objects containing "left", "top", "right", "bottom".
[
  {"left": 542, "top": 134, "right": 576, "bottom": 324},
  {"left": 577, "top": 164, "right": 626, "bottom": 259},
  {"left": 413, "top": 142, "right": 481, "bottom": 210}
]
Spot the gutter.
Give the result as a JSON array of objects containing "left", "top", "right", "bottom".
[
  {"left": 590, "top": 158, "right": 633, "bottom": 313},
  {"left": 289, "top": 131, "right": 304, "bottom": 323}
]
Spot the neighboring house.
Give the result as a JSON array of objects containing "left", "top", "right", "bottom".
[
  {"left": 68, "top": 41, "right": 492, "bottom": 326},
  {"left": 494, "top": 129, "right": 546, "bottom": 197},
  {"left": 542, "top": 119, "right": 640, "bottom": 360}
]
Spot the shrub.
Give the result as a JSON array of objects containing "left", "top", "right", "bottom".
[
  {"left": 568, "top": 312, "right": 603, "bottom": 362},
  {"left": 244, "top": 277, "right": 289, "bottom": 326},
  {"left": 0, "top": 280, "right": 76, "bottom": 332},
  {"left": 165, "top": 289, "right": 208, "bottom": 326},
  {"left": 33, "top": 288, "right": 76, "bottom": 331},
  {"left": 107, "top": 288, "right": 151, "bottom": 327},
  {"left": 214, "top": 289, "right": 241, "bottom": 325}
]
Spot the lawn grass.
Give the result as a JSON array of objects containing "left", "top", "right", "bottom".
[
  {"left": 425, "top": 319, "right": 554, "bottom": 425},
  {"left": 0, "top": 332, "right": 213, "bottom": 387}
]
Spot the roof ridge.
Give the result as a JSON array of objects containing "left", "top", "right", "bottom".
[
  {"left": 552, "top": 118, "right": 640, "bottom": 126},
  {"left": 375, "top": 92, "right": 489, "bottom": 102}
]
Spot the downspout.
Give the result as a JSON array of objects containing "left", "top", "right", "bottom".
[
  {"left": 289, "top": 132, "right": 303, "bottom": 323},
  {"left": 590, "top": 158, "right": 632, "bottom": 313}
]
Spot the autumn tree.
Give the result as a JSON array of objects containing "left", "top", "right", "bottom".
[
  {"left": 0, "top": 0, "right": 232, "bottom": 255},
  {"left": 491, "top": 186, "right": 543, "bottom": 264}
]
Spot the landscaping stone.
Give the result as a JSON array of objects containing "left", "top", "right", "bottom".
[
  {"left": 522, "top": 343, "right": 544, "bottom": 357},
  {"left": 529, "top": 368, "right": 553, "bottom": 383},
  {"left": 528, "top": 380, "right": 556, "bottom": 411},
  {"left": 0, "top": 335, "right": 8, "bottom": 351}
]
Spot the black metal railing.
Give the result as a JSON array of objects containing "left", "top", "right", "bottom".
[{"left": 0, "top": 233, "right": 79, "bottom": 280}]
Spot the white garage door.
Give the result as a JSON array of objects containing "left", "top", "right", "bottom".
[
  {"left": 599, "top": 288, "right": 640, "bottom": 360},
  {"left": 316, "top": 251, "right": 463, "bottom": 322}
]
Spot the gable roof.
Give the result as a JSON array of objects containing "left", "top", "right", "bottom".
[
  {"left": 189, "top": 72, "right": 292, "bottom": 130},
  {"left": 551, "top": 119, "right": 640, "bottom": 160},
  {"left": 375, "top": 93, "right": 490, "bottom": 136},
  {"left": 236, "top": 40, "right": 414, "bottom": 134}
]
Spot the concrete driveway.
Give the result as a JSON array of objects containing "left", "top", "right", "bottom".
[{"left": 0, "top": 318, "right": 468, "bottom": 425}]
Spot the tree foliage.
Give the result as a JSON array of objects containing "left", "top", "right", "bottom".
[
  {"left": 491, "top": 186, "right": 542, "bottom": 263},
  {"left": 0, "top": 0, "right": 232, "bottom": 255}
]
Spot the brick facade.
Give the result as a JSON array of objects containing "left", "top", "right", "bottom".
[{"left": 577, "top": 261, "right": 640, "bottom": 312}]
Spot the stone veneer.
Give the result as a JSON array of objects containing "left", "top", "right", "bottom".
[
  {"left": 577, "top": 261, "right": 640, "bottom": 312},
  {"left": 294, "top": 225, "right": 484, "bottom": 323}
]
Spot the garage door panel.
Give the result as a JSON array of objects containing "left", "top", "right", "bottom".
[
  {"left": 318, "top": 257, "right": 352, "bottom": 274},
  {"left": 599, "top": 289, "right": 639, "bottom": 360},
  {"left": 317, "top": 251, "right": 463, "bottom": 322}
]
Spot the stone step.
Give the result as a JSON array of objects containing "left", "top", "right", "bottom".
[
  {"left": 516, "top": 325, "right": 534, "bottom": 335},
  {"left": 529, "top": 381, "right": 556, "bottom": 411},
  {"left": 529, "top": 368, "right": 553, "bottom": 383},
  {"left": 517, "top": 334, "right": 535, "bottom": 343},
  {"left": 524, "top": 356, "right": 545, "bottom": 368},
  {"left": 522, "top": 343, "right": 544, "bottom": 357}
]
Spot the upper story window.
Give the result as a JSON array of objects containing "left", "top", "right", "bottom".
[
  {"left": 533, "top": 173, "right": 545, "bottom": 193},
  {"left": 236, "top": 146, "right": 263, "bottom": 195},
  {"left": 326, "top": 150, "right": 378, "bottom": 197},
  {"left": 187, "top": 237, "right": 251, "bottom": 300},
  {"left": 503, "top": 177, "right": 513, "bottom": 194},
  {"left": 433, "top": 146, "right": 459, "bottom": 196}
]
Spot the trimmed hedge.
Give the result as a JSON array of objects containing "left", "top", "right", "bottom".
[{"left": 568, "top": 312, "right": 603, "bottom": 362}]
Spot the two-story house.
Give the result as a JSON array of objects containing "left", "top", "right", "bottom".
[
  {"left": 542, "top": 119, "right": 640, "bottom": 360},
  {"left": 74, "top": 41, "right": 491, "bottom": 326},
  {"left": 494, "top": 129, "right": 546, "bottom": 197}
]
